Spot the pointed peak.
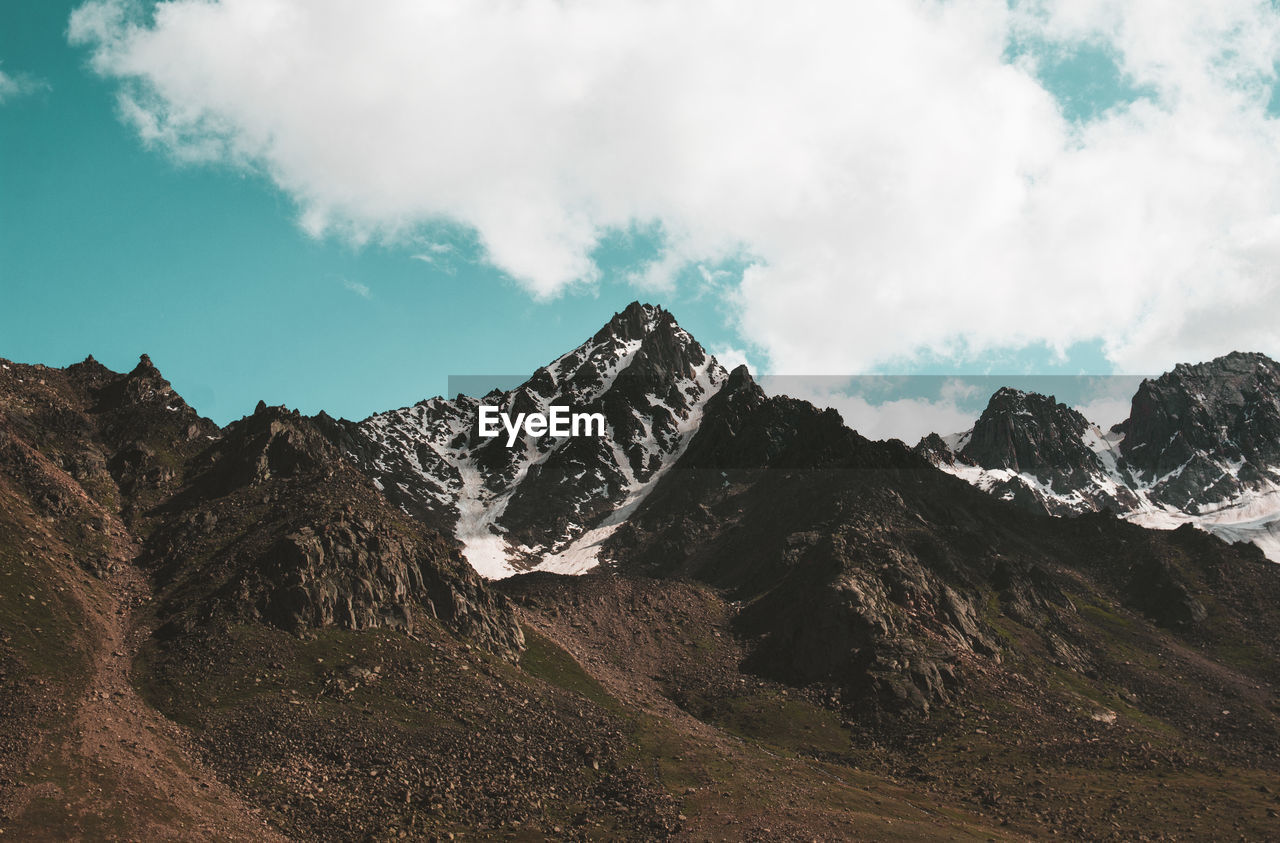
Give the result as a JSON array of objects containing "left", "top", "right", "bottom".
[
  {"left": 66, "top": 354, "right": 111, "bottom": 380},
  {"left": 726, "top": 363, "right": 754, "bottom": 389},
  {"left": 129, "top": 353, "right": 162, "bottom": 379},
  {"left": 620, "top": 300, "right": 659, "bottom": 320},
  {"left": 914, "top": 432, "right": 961, "bottom": 467},
  {"left": 981, "top": 387, "right": 1073, "bottom": 416},
  {"left": 595, "top": 302, "right": 674, "bottom": 344},
  {"left": 988, "top": 386, "right": 1032, "bottom": 403}
]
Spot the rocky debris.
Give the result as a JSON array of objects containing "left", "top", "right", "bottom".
[
  {"left": 147, "top": 623, "right": 680, "bottom": 840},
  {"left": 1122, "top": 551, "right": 1208, "bottom": 630}
]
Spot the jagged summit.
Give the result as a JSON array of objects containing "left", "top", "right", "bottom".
[
  {"left": 1119, "top": 350, "right": 1280, "bottom": 482},
  {"left": 327, "top": 302, "right": 729, "bottom": 578},
  {"left": 962, "top": 388, "right": 1098, "bottom": 480},
  {"left": 592, "top": 300, "right": 668, "bottom": 343},
  {"left": 920, "top": 351, "right": 1280, "bottom": 560}
]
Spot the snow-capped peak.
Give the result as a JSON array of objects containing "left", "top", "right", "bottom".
[
  {"left": 341, "top": 302, "right": 728, "bottom": 578},
  {"left": 917, "top": 352, "right": 1280, "bottom": 562}
]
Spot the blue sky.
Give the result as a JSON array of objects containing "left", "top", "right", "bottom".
[
  {"left": 0, "top": 2, "right": 742, "bottom": 424},
  {"left": 5, "top": 1, "right": 1280, "bottom": 437}
]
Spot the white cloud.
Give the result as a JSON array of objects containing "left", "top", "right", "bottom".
[
  {"left": 764, "top": 376, "right": 983, "bottom": 443},
  {"left": 709, "top": 345, "right": 750, "bottom": 375},
  {"left": 410, "top": 241, "right": 456, "bottom": 267},
  {"left": 342, "top": 277, "right": 371, "bottom": 298},
  {"left": 1072, "top": 395, "right": 1132, "bottom": 430},
  {"left": 0, "top": 64, "right": 48, "bottom": 104},
  {"left": 68, "top": 0, "right": 1280, "bottom": 374}
]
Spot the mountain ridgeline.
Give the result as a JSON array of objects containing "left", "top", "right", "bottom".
[
  {"left": 4, "top": 305, "right": 1280, "bottom": 839},
  {"left": 917, "top": 351, "right": 1280, "bottom": 561}
]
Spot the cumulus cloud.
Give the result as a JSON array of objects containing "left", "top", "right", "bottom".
[{"left": 68, "top": 0, "right": 1280, "bottom": 376}]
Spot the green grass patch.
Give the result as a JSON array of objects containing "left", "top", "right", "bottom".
[
  {"left": 0, "top": 523, "right": 94, "bottom": 692},
  {"left": 681, "top": 688, "right": 853, "bottom": 758},
  {"left": 517, "top": 627, "right": 622, "bottom": 714}
]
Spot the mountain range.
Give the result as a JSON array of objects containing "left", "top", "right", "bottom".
[
  {"left": 917, "top": 351, "right": 1280, "bottom": 561},
  {"left": 3, "top": 303, "right": 1279, "bottom": 839}
]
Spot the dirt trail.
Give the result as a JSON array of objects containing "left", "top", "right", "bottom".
[{"left": 7, "top": 557, "right": 287, "bottom": 841}]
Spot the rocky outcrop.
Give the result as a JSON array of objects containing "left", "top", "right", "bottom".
[
  {"left": 86, "top": 355, "right": 219, "bottom": 522},
  {"left": 146, "top": 403, "right": 525, "bottom": 660},
  {"left": 1123, "top": 553, "right": 1208, "bottom": 630},
  {"left": 962, "top": 388, "right": 1099, "bottom": 482},
  {"left": 242, "top": 517, "right": 523, "bottom": 652},
  {"left": 920, "top": 352, "right": 1280, "bottom": 559},
  {"left": 1118, "top": 352, "right": 1280, "bottom": 509}
]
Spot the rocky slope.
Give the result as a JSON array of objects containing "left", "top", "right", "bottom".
[
  {"left": 142, "top": 402, "right": 525, "bottom": 659},
  {"left": 919, "top": 352, "right": 1280, "bottom": 560},
  {"left": 0, "top": 353, "right": 530, "bottom": 837}
]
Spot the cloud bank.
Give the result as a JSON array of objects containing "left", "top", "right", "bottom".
[{"left": 70, "top": 0, "right": 1280, "bottom": 375}]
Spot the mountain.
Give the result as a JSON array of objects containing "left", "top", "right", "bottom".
[
  {"left": 918, "top": 352, "right": 1280, "bottom": 560},
  {"left": 588, "top": 364, "right": 1265, "bottom": 709},
  {"left": 322, "top": 301, "right": 726, "bottom": 578},
  {"left": 5, "top": 312, "right": 1280, "bottom": 839}
]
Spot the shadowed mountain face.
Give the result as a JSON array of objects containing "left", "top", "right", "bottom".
[
  {"left": 0, "top": 354, "right": 526, "bottom": 659},
  {"left": 4, "top": 309, "right": 1280, "bottom": 840},
  {"left": 1120, "top": 352, "right": 1280, "bottom": 502},
  {"left": 594, "top": 365, "right": 1278, "bottom": 714},
  {"left": 142, "top": 403, "right": 525, "bottom": 658},
  {"left": 918, "top": 352, "right": 1280, "bottom": 560},
  {"left": 962, "top": 388, "right": 1098, "bottom": 480}
]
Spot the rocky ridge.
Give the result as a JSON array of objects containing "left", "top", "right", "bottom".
[
  {"left": 918, "top": 352, "right": 1280, "bottom": 561},
  {"left": 594, "top": 363, "right": 1269, "bottom": 717},
  {"left": 144, "top": 402, "right": 525, "bottom": 659}
]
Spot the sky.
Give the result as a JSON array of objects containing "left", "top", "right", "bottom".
[{"left": 5, "top": 1, "right": 1280, "bottom": 440}]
